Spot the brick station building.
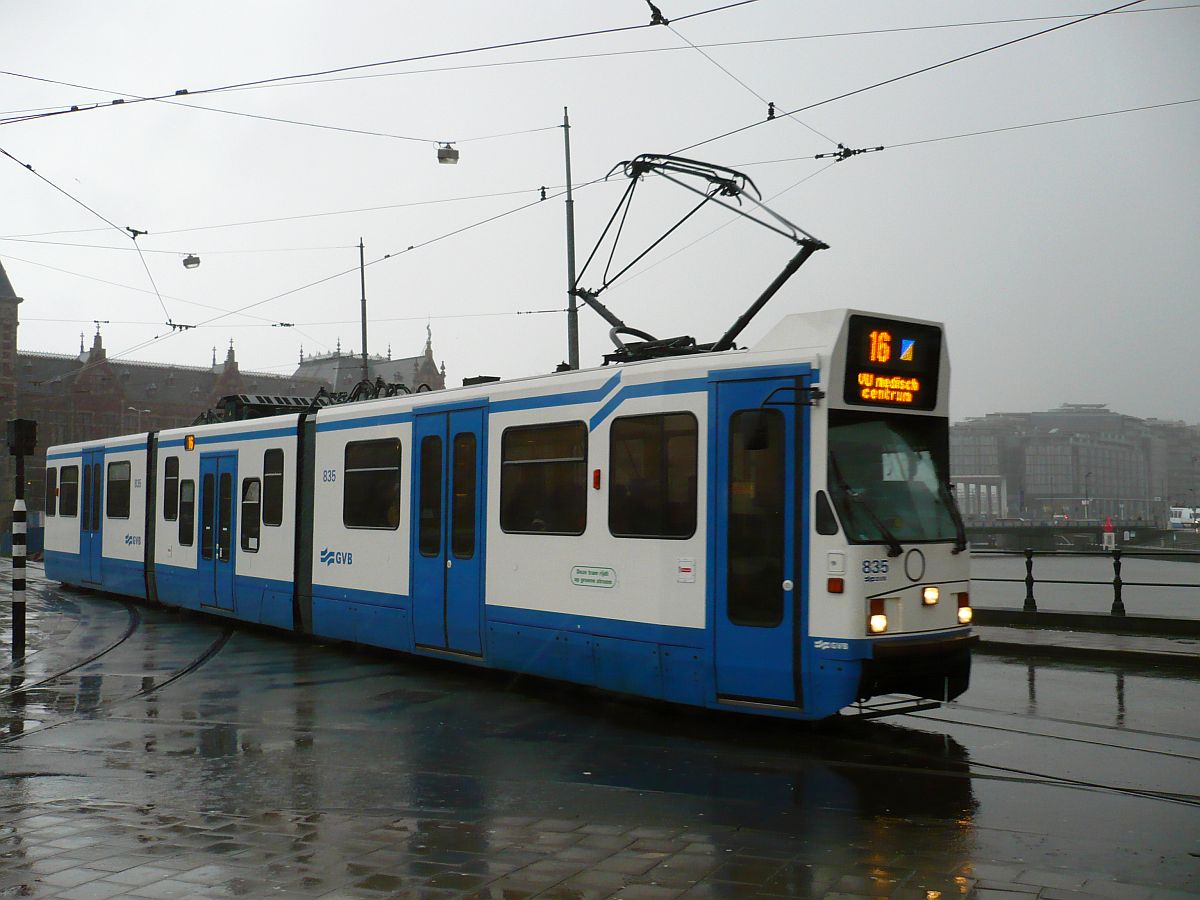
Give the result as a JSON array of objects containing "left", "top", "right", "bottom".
[{"left": 0, "top": 260, "right": 445, "bottom": 531}]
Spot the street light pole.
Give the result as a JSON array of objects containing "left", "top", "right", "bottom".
[
  {"left": 563, "top": 107, "right": 579, "bottom": 371},
  {"left": 359, "top": 238, "right": 369, "bottom": 384}
]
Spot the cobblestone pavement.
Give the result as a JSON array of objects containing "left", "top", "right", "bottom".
[
  {"left": 7, "top": 798, "right": 1195, "bottom": 899},
  {"left": 2, "top": 563, "right": 1198, "bottom": 898}
]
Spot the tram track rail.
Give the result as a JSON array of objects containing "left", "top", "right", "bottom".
[
  {"left": 904, "top": 709, "right": 1200, "bottom": 762},
  {"left": 820, "top": 748, "right": 1200, "bottom": 809},
  {"left": 936, "top": 699, "right": 1200, "bottom": 744},
  {"left": 0, "top": 599, "right": 142, "bottom": 701},
  {"left": 0, "top": 625, "right": 234, "bottom": 747},
  {"left": 823, "top": 717, "right": 1200, "bottom": 810}
]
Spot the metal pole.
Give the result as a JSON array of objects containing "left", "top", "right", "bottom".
[
  {"left": 563, "top": 107, "right": 579, "bottom": 370},
  {"left": 359, "top": 238, "right": 369, "bottom": 383},
  {"left": 11, "top": 452, "right": 25, "bottom": 658}
]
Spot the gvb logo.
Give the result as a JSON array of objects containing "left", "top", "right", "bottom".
[{"left": 320, "top": 547, "right": 354, "bottom": 566}]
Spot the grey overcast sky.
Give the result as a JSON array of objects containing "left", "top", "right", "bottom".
[{"left": 2, "top": 1, "right": 1197, "bottom": 423}]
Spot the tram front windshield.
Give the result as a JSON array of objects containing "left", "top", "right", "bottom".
[{"left": 827, "top": 410, "right": 957, "bottom": 545}]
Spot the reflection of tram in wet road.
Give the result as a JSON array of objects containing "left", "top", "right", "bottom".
[{"left": 2, "top": 571, "right": 1197, "bottom": 896}]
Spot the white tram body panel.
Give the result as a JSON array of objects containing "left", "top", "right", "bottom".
[
  {"left": 484, "top": 357, "right": 710, "bottom": 631},
  {"left": 43, "top": 434, "right": 150, "bottom": 599},
  {"left": 44, "top": 309, "right": 974, "bottom": 720},
  {"left": 151, "top": 417, "right": 301, "bottom": 627}
]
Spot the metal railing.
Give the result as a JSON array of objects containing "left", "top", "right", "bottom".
[{"left": 970, "top": 548, "right": 1200, "bottom": 617}]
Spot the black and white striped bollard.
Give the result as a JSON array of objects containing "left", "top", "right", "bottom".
[
  {"left": 11, "top": 494, "right": 24, "bottom": 656},
  {"left": 7, "top": 418, "right": 36, "bottom": 660}
]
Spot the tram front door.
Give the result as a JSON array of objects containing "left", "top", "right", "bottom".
[{"left": 712, "top": 374, "right": 809, "bottom": 707}]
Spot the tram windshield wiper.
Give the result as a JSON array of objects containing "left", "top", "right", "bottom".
[
  {"left": 829, "top": 456, "right": 903, "bottom": 558},
  {"left": 939, "top": 481, "right": 968, "bottom": 554}
]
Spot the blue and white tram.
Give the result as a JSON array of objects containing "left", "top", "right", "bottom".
[{"left": 43, "top": 308, "right": 974, "bottom": 719}]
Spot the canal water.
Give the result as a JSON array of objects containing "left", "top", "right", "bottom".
[{"left": 969, "top": 552, "right": 1199, "bottom": 618}]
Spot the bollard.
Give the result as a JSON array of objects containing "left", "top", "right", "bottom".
[
  {"left": 11, "top": 496, "right": 25, "bottom": 656},
  {"left": 1110, "top": 548, "right": 1126, "bottom": 617},
  {"left": 1022, "top": 547, "right": 1037, "bottom": 612},
  {"left": 7, "top": 418, "right": 36, "bottom": 660}
]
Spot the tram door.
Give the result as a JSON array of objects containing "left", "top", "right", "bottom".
[
  {"left": 79, "top": 449, "right": 104, "bottom": 584},
  {"left": 198, "top": 453, "right": 237, "bottom": 611},
  {"left": 411, "top": 407, "right": 486, "bottom": 656},
  {"left": 713, "top": 375, "right": 808, "bottom": 706}
]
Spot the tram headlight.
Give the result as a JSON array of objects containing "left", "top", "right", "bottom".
[
  {"left": 957, "top": 591, "right": 972, "bottom": 625},
  {"left": 868, "top": 598, "right": 888, "bottom": 634},
  {"left": 922, "top": 586, "right": 940, "bottom": 605}
]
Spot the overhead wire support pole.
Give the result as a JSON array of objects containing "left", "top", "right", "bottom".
[
  {"left": 359, "top": 238, "right": 369, "bottom": 383},
  {"left": 563, "top": 108, "right": 579, "bottom": 370}
]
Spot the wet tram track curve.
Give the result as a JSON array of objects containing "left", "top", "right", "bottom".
[
  {"left": 0, "top": 625, "right": 234, "bottom": 747},
  {"left": 0, "top": 599, "right": 142, "bottom": 699}
]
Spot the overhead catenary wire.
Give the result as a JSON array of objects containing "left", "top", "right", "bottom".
[
  {"left": 729, "top": 96, "right": 1200, "bottom": 168},
  {"left": 2, "top": 184, "right": 579, "bottom": 241},
  {"left": 673, "top": 0, "right": 1152, "bottom": 156},
  {"left": 22, "top": 307, "right": 566, "bottom": 329},
  {"left": 0, "top": 69, "right": 558, "bottom": 146},
  {"left": 0, "top": 145, "right": 176, "bottom": 325},
  {"left": 4, "top": 3, "right": 1191, "bottom": 113},
  {"left": 211, "top": 4, "right": 1199, "bottom": 94},
  {"left": 0, "top": 0, "right": 764, "bottom": 131},
  {"left": 54, "top": 179, "right": 601, "bottom": 377},
  {"left": 0, "top": 251, "right": 304, "bottom": 327},
  {"left": 0, "top": 236, "right": 360, "bottom": 255},
  {"left": 664, "top": 20, "right": 838, "bottom": 146}
]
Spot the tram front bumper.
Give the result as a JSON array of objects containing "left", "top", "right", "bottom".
[{"left": 857, "top": 631, "right": 978, "bottom": 703}]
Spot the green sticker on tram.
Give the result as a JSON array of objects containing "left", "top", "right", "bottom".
[{"left": 571, "top": 566, "right": 616, "bottom": 588}]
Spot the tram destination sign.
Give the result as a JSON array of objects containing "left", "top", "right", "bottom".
[{"left": 843, "top": 315, "right": 941, "bottom": 411}]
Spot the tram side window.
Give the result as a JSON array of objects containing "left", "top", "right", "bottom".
[
  {"left": 158, "top": 456, "right": 177, "bottom": 520},
  {"left": 609, "top": 412, "right": 698, "bottom": 539},
  {"left": 107, "top": 461, "right": 131, "bottom": 519},
  {"left": 263, "top": 448, "right": 284, "bottom": 526},
  {"left": 178, "top": 480, "right": 195, "bottom": 546},
  {"left": 163, "top": 456, "right": 179, "bottom": 521},
  {"left": 60, "top": 466, "right": 79, "bottom": 517},
  {"left": 241, "top": 478, "right": 261, "bottom": 552},
  {"left": 343, "top": 438, "right": 402, "bottom": 529},
  {"left": 45, "top": 467, "right": 58, "bottom": 517},
  {"left": 500, "top": 421, "right": 587, "bottom": 535}
]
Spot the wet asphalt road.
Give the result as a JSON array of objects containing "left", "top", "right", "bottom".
[{"left": 1, "top": 565, "right": 1198, "bottom": 898}]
